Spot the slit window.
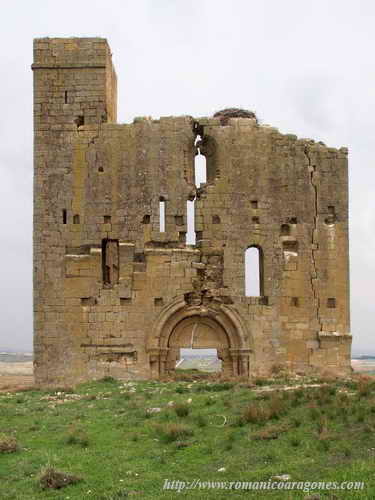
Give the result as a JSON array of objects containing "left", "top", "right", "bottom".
[
  {"left": 327, "top": 298, "right": 336, "bottom": 308},
  {"left": 159, "top": 197, "right": 166, "bottom": 232},
  {"left": 291, "top": 297, "right": 299, "bottom": 307},
  {"left": 245, "top": 246, "right": 264, "bottom": 297},
  {"left": 64, "top": 90, "right": 68, "bottom": 104},
  {"left": 62, "top": 209, "right": 67, "bottom": 224}
]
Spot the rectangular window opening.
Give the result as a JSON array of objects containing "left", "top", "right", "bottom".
[
  {"left": 176, "top": 348, "right": 222, "bottom": 373},
  {"left": 102, "top": 239, "right": 119, "bottom": 286},
  {"left": 62, "top": 209, "right": 67, "bottom": 224},
  {"left": 159, "top": 198, "right": 166, "bottom": 232},
  {"left": 186, "top": 200, "right": 196, "bottom": 245},
  {"left": 64, "top": 90, "right": 68, "bottom": 104},
  {"left": 291, "top": 297, "right": 299, "bottom": 307},
  {"left": 327, "top": 298, "right": 336, "bottom": 308}
]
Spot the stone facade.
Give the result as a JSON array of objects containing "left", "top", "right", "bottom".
[{"left": 32, "top": 38, "right": 351, "bottom": 386}]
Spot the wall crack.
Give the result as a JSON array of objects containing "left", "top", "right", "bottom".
[{"left": 305, "top": 146, "right": 322, "bottom": 334}]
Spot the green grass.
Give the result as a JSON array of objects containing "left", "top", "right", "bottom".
[{"left": 0, "top": 376, "right": 375, "bottom": 498}]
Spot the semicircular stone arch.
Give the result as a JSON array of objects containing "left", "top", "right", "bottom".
[{"left": 147, "top": 299, "right": 252, "bottom": 378}]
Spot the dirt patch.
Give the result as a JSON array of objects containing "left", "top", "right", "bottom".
[
  {"left": 0, "top": 375, "right": 34, "bottom": 392},
  {"left": 0, "top": 361, "right": 33, "bottom": 375}
]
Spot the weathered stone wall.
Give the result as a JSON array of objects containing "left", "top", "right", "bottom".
[{"left": 33, "top": 38, "right": 351, "bottom": 386}]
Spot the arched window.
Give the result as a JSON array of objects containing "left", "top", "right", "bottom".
[{"left": 245, "top": 246, "right": 264, "bottom": 297}]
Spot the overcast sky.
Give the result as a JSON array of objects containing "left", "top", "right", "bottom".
[{"left": 1, "top": 0, "right": 374, "bottom": 354}]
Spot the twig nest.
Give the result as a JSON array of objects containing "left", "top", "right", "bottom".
[{"left": 213, "top": 108, "right": 258, "bottom": 125}]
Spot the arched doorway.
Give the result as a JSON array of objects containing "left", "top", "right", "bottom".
[
  {"left": 166, "top": 316, "right": 231, "bottom": 376},
  {"left": 147, "top": 299, "right": 252, "bottom": 378}
]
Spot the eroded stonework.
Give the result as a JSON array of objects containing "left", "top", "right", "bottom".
[{"left": 33, "top": 38, "right": 351, "bottom": 386}]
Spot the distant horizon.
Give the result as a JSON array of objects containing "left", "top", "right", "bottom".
[{"left": 1, "top": 347, "right": 374, "bottom": 359}]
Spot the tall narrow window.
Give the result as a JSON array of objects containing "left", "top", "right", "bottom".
[
  {"left": 186, "top": 200, "right": 196, "bottom": 245},
  {"left": 102, "top": 239, "right": 119, "bottom": 286},
  {"left": 64, "top": 90, "right": 68, "bottom": 104},
  {"left": 194, "top": 153, "right": 207, "bottom": 186},
  {"left": 245, "top": 246, "right": 264, "bottom": 297},
  {"left": 62, "top": 209, "right": 67, "bottom": 224},
  {"left": 159, "top": 197, "right": 166, "bottom": 232}
]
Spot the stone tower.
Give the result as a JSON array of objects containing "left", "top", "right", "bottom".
[{"left": 32, "top": 38, "right": 351, "bottom": 386}]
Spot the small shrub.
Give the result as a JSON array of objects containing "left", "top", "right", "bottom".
[
  {"left": 263, "top": 452, "right": 277, "bottom": 463},
  {"left": 232, "top": 416, "right": 245, "bottom": 427},
  {"left": 268, "top": 394, "right": 287, "bottom": 420},
  {"left": 316, "top": 416, "right": 328, "bottom": 436},
  {"left": 39, "top": 467, "right": 81, "bottom": 490},
  {"left": 64, "top": 426, "right": 89, "bottom": 448},
  {"left": 195, "top": 383, "right": 233, "bottom": 393},
  {"left": 292, "top": 417, "right": 301, "bottom": 428},
  {"left": 159, "top": 423, "right": 194, "bottom": 443},
  {"left": 342, "top": 446, "right": 352, "bottom": 458},
  {"left": 317, "top": 438, "right": 331, "bottom": 452},
  {"left": 253, "top": 378, "right": 268, "bottom": 387},
  {"left": 195, "top": 414, "right": 207, "bottom": 428},
  {"left": 357, "top": 413, "right": 365, "bottom": 423},
  {"left": 252, "top": 423, "right": 290, "bottom": 440},
  {"left": 223, "top": 397, "right": 233, "bottom": 408},
  {"left": 290, "top": 437, "right": 301, "bottom": 447},
  {"left": 363, "top": 424, "right": 373, "bottom": 435},
  {"left": 0, "top": 434, "right": 18, "bottom": 453},
  {"left": 100, "top": 376, "right": 117, "bottom": 384},
  {"left": 175, "top": 385, "right": 189, "bottom": 394},
  {"left": 224, "top": 441, "right": 233, "bottom": 451},
  {"left": 242, "top": 404, "right": 270, "bottom": 424},
  {"left": 357, "top": 378, "right": 372, "bottom": 398},
  {"left": 309, "top": 407, "right": 320, "bottom": 421},
  {"left": 175, "top": 441, "right": 190, "bottom": 449},
  {"left": 175, "top": 403, "right": 190, "bottom": 418},
  {"left": 204, "top": 398, "right": 215, "bottom": 406},
  {"left": 337, "top": 392, "right": 350, "bottom": 404}
]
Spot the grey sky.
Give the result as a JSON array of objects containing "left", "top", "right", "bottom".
[{"left": 1, "top": 0, "right": 374, "bottom": 354}]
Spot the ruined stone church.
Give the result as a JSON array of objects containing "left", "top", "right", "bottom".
[{"left": 32, "top": 38, "right": 351, "bottom": 386}]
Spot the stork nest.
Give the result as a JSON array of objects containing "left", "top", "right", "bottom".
[{"left": 213, "top": 108, "right": 258, "bottom": 125}]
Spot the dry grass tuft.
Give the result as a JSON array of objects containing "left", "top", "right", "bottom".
[
  {"left": 39, "top": 467, "right": 81, "bottom": 490},
  {"left": 0, "top": 434, "right": 18, "bottom": 453}
]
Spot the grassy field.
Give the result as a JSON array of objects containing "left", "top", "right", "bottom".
[{"left": 0, "top": 372, "right": 375, "bottom": 499}]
